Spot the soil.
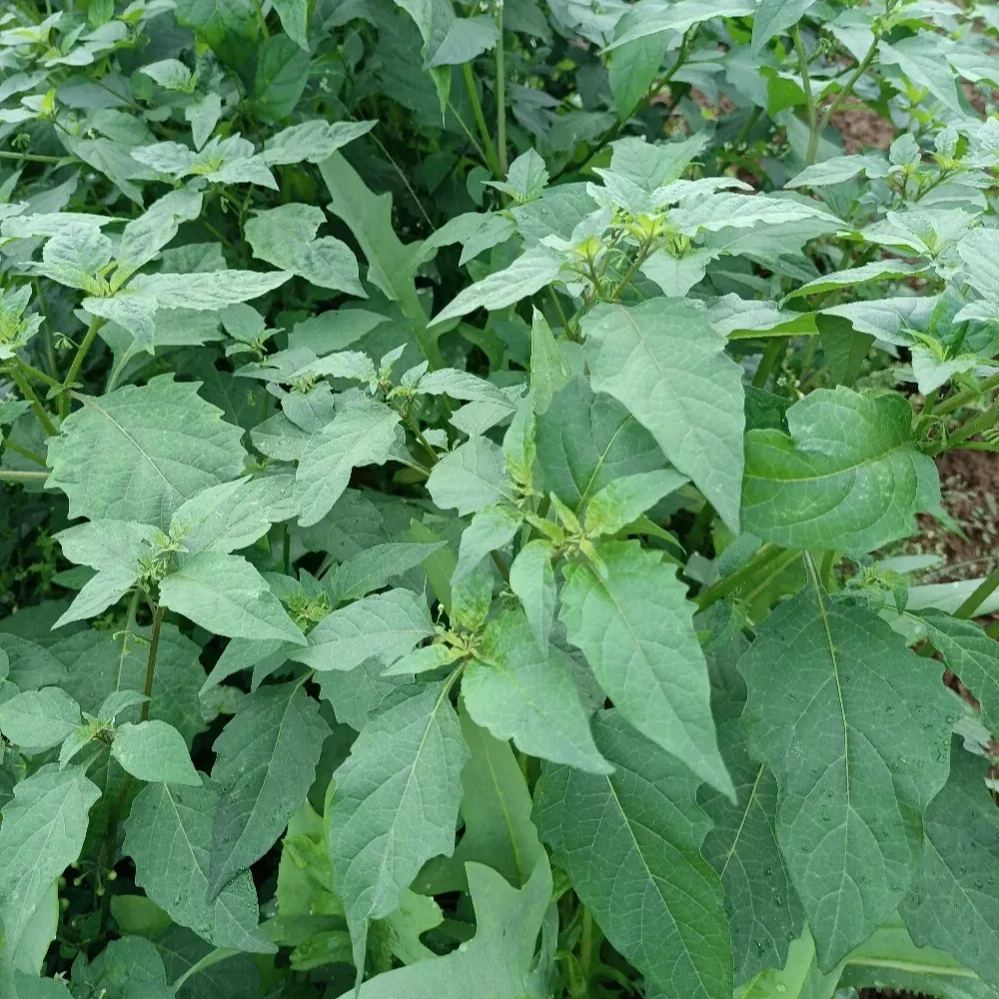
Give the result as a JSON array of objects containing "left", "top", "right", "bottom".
[
  {"left": 912, "top": 450, "right": 999, "bottom": 583},
  {"left": 830, "top": 106, "right": 895, "bottom": 152}
]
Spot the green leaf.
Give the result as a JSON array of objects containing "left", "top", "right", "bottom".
[
  {"left": 295, "top": 397, "right": 401, "bottom": 527},
  {"left": 536, "top": 377, "right": 664, "bottom": 510},
  {"left": 245, "top": 204, "right": 364, "bottom": 297},
  {"left": 272, "top": 0, "right": 309, "bottom": 49},
  {"left": 485, "top": 149, "right": 549, "bottom": 203},
  {"left": 699, "top": 631, "right": 805, "bottom": 984},
  {"left": 608, "top": 0, "right": 754, "bottom": 48},
  {"left": 0, "top": 765, "right": 100, "bottom": 954},
  {"left": 509, "top": 540, "right": 557, "bottom": 651},
  {"left": 0, "top": 687, "right": 82, "bottom": 750},
  {"left": 902, "top": 746, "right": 999, "bottom": 988},
  {"left": 426, "top": 16, "right": 498, "bottom": 67},
  {"left": 426, "top": 436, "right": 514, "bottom": 515},
  {"left": 738, "top": 582, "right": 957, "bottom": 968},
  {"left": 262, "top": 120, "right": 375, "bottom": 166},
  {"left": 582, "top": 300, "right": 745, "bottom": 532},
  {"left": 920, "top": 611, "right": 999, "bottom": 735},
  {"left": 252, "top": 34, "right": 310, "bottom": 122},
  {"left": 430, "top": 247, "right": 564, "bottom": 326},
  {"left": 328, "top": 683, "right": 468, "bottom": 967},
  {"left": 742, "top": 387, "right": 940, "bottom": 553},
  {"left": 328, "top": 542, "right": 445, "bottom": 603},
  {"left": 208, "top": 682, "right": 330, "bottom": 898},
  {"left": 290, "top": 588, "right": 433, "bottom": 672},
  {"left": 464, "top": 609, "right": 611, "bottom": 774},
  {"left": 124, "top": 779, "right": 275, "bottom": 953},
  {"left": 160, "top": 552, "right": 307, "bottom": 645},
  {"left": 111, "top": 720, "right": 202, "bottom": 786},
  {"left": 528, "top": 309, "right": 569, "bottom": 415},
  {"left": 535, "top": 710, "right": 732, "bottom": 999},
  {"left": 560, "top": 541, "right": 733, "bottom": 796},
  {"left": 583, "top": 469, "right": 687, "bottom": 537},
  {"left": 69, "top": 936, "right": 174, "bottom": 999},
  {"left": 47, "top": 376, "right": 248, "bottom": 529},
  {"left": 115, "top": 190, "right": 204, "bottom": 283},
  {"left": 752, "top": 0, "right": 820, "bottom": 50},
  {"left": 349, "top": 859, "right": 553, "bottom": 999}
]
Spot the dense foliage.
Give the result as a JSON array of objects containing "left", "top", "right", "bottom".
[{"left": 0, "top": 0, "right": 998, "bottom": 995}]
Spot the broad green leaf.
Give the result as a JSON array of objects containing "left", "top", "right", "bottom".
[
  {"left": 699, "top": 631, "right": 805, "bottom": 984},
  {"left": 124, "top": 779, "right": 275, "bottom": 953},
  {"left": 115, "top": 189, "right": 204, "bottom": 283},
  {"left": 111, "top": 720, "right": 201, "bottom": 786},
  {"left": 245, "top": 204, "right": 364, "bottom": 297},
  {"left": 463, "top": 609, "right": 611, "bottom": 774},
  {"left": 453, "top": 504, "right": 523, "bottom": 583},
  {"left": 901, "top": 746, "right": 999, "bottom": 988},
  {"left": 536, "top": 377, "right": 664, "bottom": 510},
  {"left": 349, "top": 860, "right": 553, "bottom": 999},
  {"left": 509, "top": 540, "right": 556, "bottom": 651},
  {"left": 160, "top": 552, "right": 307, "bottom": 645},
  {"left": 426, "top": 16, "right": 498, "bottom": 67},
  {"left": 583, "top": 468, "right": 687, "bottom": 536},
  {"left": 752, "top": 0, "right": 820, "bottom": 50},
  {"left": 738, "top": 583, "right": 957, "bottom": 968},
  {"left": 47, "top": 376, "right": 248, "bottom": 529},
  {"left": 290, "top": 588, "right": 433, "bottom": 672},
  {"left": 390, "top": 0, "right": 453, "bottom": 112},
  {"left": 124, "top": 269, "right": 292, "bottom": 310},
  {"left": 0, "top": 765, "right": 100, "bottom": 954},
  {"left": 426, "top": 436, "right": 514, "bottom": 515},
  {"left": 69, "top": 936, "right": 174, "bottom": 999},
  {"left": 742, "top": 387, "right": 940, "bottom": 553},
  {"left": 424, "top": 708, "right": 544, "bottom": 891},
  {"left": 582, "top": 300, "right": 745, "bottom": 531},
  {"left": 783, "top": 260, "right": 927, "bottom": 301},
  {"left": 429, "top": 247, "right": 565, "bottom": 326},
  {"left": 252, "top": 34, "right": 310, "bottom": 122},
  {"left": 560, "top": 541, "right": 733, "bottom": 796},
  {"left": 415, "top": 368, "right": 513, "bottom": 407},
  {"left": 328, "top": 542, "right": 445, "bottom": 603},
  {"left": 272, "top": 0, "right": 309, "bottom": 48},
  {"left": 328, "top": 683, "right": 468, "bottom": 967},
  {"left": 170, "top": 475, "right": 292, "bottom": 554},
  {"left": 0, "top": 687, "right": 82, "bottom": 750},
  {"left": 295, "top": 397, "right": 401, "bottom": 527},
  {"left": 529, "top": 309, "right": 569, "bottom": 415},
  {"left": 920, "top": 611, "right": 999, "bottom": 734},
  {"left": 535, "top": 710, "right": 732, "bottom": 999},
  {"left": 608, "top": 0, "right": 754, "bottom": 48},
  {"left": 208, "top": 682, "right": 330, "bottom": 898},
  {"left": 262, "top": 120, "right": 375, "bottom": 166},
  {"left": 485, "top": 149, "right": 549, "bottom": 203}
]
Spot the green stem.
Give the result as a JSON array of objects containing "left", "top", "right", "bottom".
[
  {"left": 696, "top": 544, "right": 783, "bottom": 610},
  {"left": 60, "top": 316, "right": 105, "bottom": 416},
  {"left": 954, "top": 569, "right": 999, "bottom": 620},
  {"left": 579, "top": 907, "right": 594, "bottom": 982},
  {"left": 607, "top": 242, "right": 654, "bottom": 302},
  {"left": 140, "top": 606, "right": 166, "bottom": 721},
  {"left": 3, "top": 439, "right": 46, "bottom": 467},
  {"left": 935, "top": 372, "right": 999, "bottom": 416},
  {"left": 806, "top": 39, "right": 879, "bottom": 165},
  {"left": 461, "top": 63, "right": 501, "bottom": 177},
  {"left": 0, "top": 149, "right": 72, "bottom": 164},
  {"left": 0, "top": 469, "right": 48, "bottom": 483},
  {"left": 14, "top": 358, "right": 62, "bottom": 391},
  {"left": 494, "top": 0, "right": 507, "bottom": 175},
  {"left": 11, "top": 368, "right": 57, "bottom": 436},
  {"left": 819, "top": 549, "right": 838, "bottom": 589},
  {"left": 793, "top": 26, "right": 817, "bottom": 159},
  {"left": 936, "top": 400, "right": 999, "bottom": 454},
  {"left": 752, "top": 337, "right": 786, "bottom": 389}
]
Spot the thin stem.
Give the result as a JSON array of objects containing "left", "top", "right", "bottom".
[
  {"left": 935, "top": 400, "right": 999, "bottom": 454},
  {"left": 0, "top": 469, "right": 48, "bottom": 483},
  {"left": 11, "top": 368, "right": 57, "bottom": 436},
  {"left": 935, "top": 372, "right": 999, "bottom": 416},
  {"left": 60, "top": 316, "right": 105, "bottom": 416},
  {"left": 140, "top": 606, "right": 166, "bottom": 721},
  {"left": 3, "top": 439, "right": 46, "bottom": 467},
  {"left": 579, "top": 907, "right": 594, "bottom": 983},
  {"left": 752, "top": 338, "right": 786, "bottom": 389},
  {"left": 696, "top": 544, "right": 783, "bottom": 610},
  {"left": 819, "top": 549, "right": 838, "bottom": 589},
  {"left": 807, "top": 39, "right": 879, "bottom": 165},
  {"left": 793, "top": 26, "right": 817, "bottom": 160},
  {"left": 0, "top": 149, "right": 72, "bottom": 164},
  {"left": 494, "top": 0, "right": 508, "bottom": 175},
  {"left": 954, "top": 569, "right": 999, "bottom": 620},
  {"left": 461, "top": 63, "right": 501, "bottom": 177},
  {"left": 607, "top": 242, "right": 654, "bottom": 302},
  {"left": 14, "top": 358, "right": 62, "bottom": 391}
]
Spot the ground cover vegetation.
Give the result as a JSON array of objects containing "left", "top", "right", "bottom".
[{"left": 0, "top": 0, "right": 997, "bottom": 995}]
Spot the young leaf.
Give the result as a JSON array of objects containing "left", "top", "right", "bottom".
[
  {"left": 111, "top": 721, "right": 202, "bottom": 786},
  {"left": 0, "top": 765, "right": 100, "bottom": 954},
  {"left": 583, "top": 468, "right": 687, "bottom": 537},
  {"left": 0, "top": 688, "right": 83, "bottom": 750},
  {"left": 426, "top": 437, "right": 514, "bottom": 515},
  {"left": 463, "top": 609, "right": 611, "bottom": 774},
  {"left": 582, "top": 301, "right": 745, "bottom": 531},
  {"left": 328, "top": 683, "right": 468, "bottom": 969},
  {"left": 560, "top": 541, "right": 733, "bottom": 796},
  {"left": 159, "top": 552, "right": 307, "bottom": 645},
  {"left": 738, "top": 583, "right": 957, "bottom": 968},
  {"left": 208, "top": 682, "right": 330, "bottom": 899},
  {"left": 535, "top": 710, "right": 733, "bottom": 999},
  {"left": 509, "top": 540, "right": 557, "bottom": 651},
  {"left": 742, "top": 388, "right": 940, "bottom": 553}
]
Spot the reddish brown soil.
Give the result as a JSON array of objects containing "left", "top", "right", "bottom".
[{"left": 830, "top": 107, "right": 895, "bottom": 152}]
